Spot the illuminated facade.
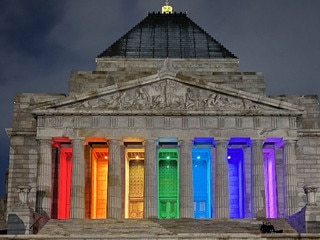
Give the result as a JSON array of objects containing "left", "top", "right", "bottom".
[{"left": 5, "top": 2, "right": 320, "bottom": 233}]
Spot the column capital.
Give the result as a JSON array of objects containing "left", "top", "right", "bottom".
[
  {"left": 143, "top": 139, "right": 157, "bottom": 144},
  {"left": 36, "top": 137, "right": 52, "bottom": 145},
  {"left": 70, "top": 137, "right": 85, "bottom": 142},
  {"left": 178, "top": 139, "right": 192, "bottom": 144}
]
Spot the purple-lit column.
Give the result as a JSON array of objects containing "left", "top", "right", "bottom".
[
  {"left": 215, "top": 140, "right": 229, "bottom": 218},
  {"left": 36, "top": 138, "right": 52, "bottom": 217},
  {"left": 284, "top": 139, "right": 298, "bottom": 216},
  {"left": 179, "top": 139, "right": 193, "bottom": 218},
  {"left": 252, "top": 139, "right": 265, "bottom": 218},
  {"left": 70, "top": 138, "right": 85, "bottom": 219},
  {"left": 144, "top": 139, "right": 158, "bottom": 218},
  {"left": 108, "top": 139, "right": 122, "bottom": 219}
]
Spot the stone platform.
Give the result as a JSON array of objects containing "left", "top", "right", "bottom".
[{"left": 1, "top": 218, "right": 320, "bottom": 239}]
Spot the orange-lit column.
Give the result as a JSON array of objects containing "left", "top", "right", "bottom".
[
  {"left": 70, "top": 138, "right": 85, "bottom": 219},
  {"left": 108, "top": 139, "right": 122, "bottom": 219},
  {"left": 284, "top": 139, "right": 298, "bottom": 216},
  {"left": 144, "top": 139, "right": 157, "bottom": 218},
  {"left": 36, "top": 138, "right": 52, "bottom": 218},
  {"left": 179, "top": 139, "right": 193, "bottom": 218},
  {"left": 252, "top": 139, "right": 265, "bottom": 218},
  {"left": 215, "top": 140, "right": 229, "bottom": 218}
]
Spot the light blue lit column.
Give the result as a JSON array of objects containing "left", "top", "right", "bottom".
[{"left": 179, "top": 139, "right": 193, "bottom": 218}]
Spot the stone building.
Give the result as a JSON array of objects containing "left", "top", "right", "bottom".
[{"left": 5, "top": 2, "right": 320, "bottom": 234}]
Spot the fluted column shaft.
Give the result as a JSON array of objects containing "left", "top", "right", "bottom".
[
  {"left": 107, "top": 139, "right": 122, "bottom": 219},
  {"left": 284, "top": 140, "right": 298, "bottom": 215},
  {"left": 144, "top": 139, "right": 158, "bottom": 218},
  {"left": 70, "top": 138, "right": 85, "bottom": 219},
  {"left": 252, "top": 139, "right": 265, "bottom": 218},
  {"left": 179, "top": 140, "right": 193, "bottom": 218},
  {"left": 215, "top": 140, "right": 229, "bottom": 218},
  {"left": 36, "top": 138, "right": 52, "bottom": 218}
]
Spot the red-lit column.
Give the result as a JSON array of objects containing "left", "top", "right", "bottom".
[
  {"left": 215, "top": 140, "right": 229, "bottom": 218},
  {"left": 252, "top": 139, "right": 266, "bottom": 218},
  {"left": 284, "top": 139, "right": 298, "bottom": 216},
  {"left": 179, "top": 139, "right": 193, "bottom": 218},
  {"left": 108, "top": 139, "right": 122, "bottom": 219},
  {"left": 36, "top": 138, "right": 52, "bottom": 218},
  {"left": 70, "top": 138, "right": 85, "bottom": 219},
  {"left": 144, "top": 139, "right": 158, "bottom": 218}
]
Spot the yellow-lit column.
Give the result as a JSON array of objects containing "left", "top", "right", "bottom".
[
  {"left": 144, "top": 139, "right": 158, "bottom": 218},
  {"left": 215, "top": 140, "right": 229, "bottom": 218},
  {"left": 70, "top": 138, "right": 85, "bottom": 219},
  {"left": 179, "top": 139, "right": 193, "bottom": 218},
  {"left": 36, "top": 138, "right": 52, "bottom": 218},
  {"left": 108, "top": 139, "right": 122, "bottom": 219}
]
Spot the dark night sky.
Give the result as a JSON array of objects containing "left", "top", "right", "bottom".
[{"left": 1, "top": 0, "right": 320, "bottom": 198}]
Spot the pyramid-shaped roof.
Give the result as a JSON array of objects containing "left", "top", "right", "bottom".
[{"left": 98, "top": 12, "right": 237, "bottom": 59}]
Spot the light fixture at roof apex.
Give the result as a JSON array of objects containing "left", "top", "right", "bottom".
[{"left": 162, "top": 0, "right": 173, "bottom": 14}]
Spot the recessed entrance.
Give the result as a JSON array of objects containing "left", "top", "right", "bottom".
[
  {"left": 158, "top": 148, "right": 179, "bottom": 218},
  {"left": 192, "top": 138, "right": 212, "bottom": 219},
  {"left": 90, "top": 143, "right": 109, "bottom": 219},
  {"left": 125, "top": 148, "right": 145, "bottom": 218}
]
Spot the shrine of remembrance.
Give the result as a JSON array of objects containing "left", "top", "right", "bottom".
[{"left": 5, "top": 2, "right": 320, "bottom": 235}]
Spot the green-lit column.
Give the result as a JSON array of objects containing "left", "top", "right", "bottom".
[{"left": 179, "top": 139, "right": 193, "bottom": 218}]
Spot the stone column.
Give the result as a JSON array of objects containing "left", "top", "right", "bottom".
[
  {"left": 215, "top": 140, "right": 229, "bottom": 218},
  {"left": 108, "top": 139, "right": 122, "bottom": 219},
  {"left": 284, "top": 140, "right": 298, "bottom": 215},
  {"left": 303, "top": 185, "right": 319, "bottom": 206},
  {"left": 252, "top": 139, "right": 265, "bottom": 218},
  {"left": 179, "top": 139, "right": 193, "bottom": 218},
  {"left": 36, "top": 138, "right": 52, "bottom": 218},
  {"left": 70, "top": 138, "right": 85, "bottom": 219},
  {"left": 144, "top": 139, "right": 158, "bottom": 218}
]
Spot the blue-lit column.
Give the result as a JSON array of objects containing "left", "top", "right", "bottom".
[
  {"left": 144, "top": 139, "right": 158, "bottom": 218},
  {"left": 70, "top": 138, "right": 85, "bottom": 219},
  {"left": 179, "top": 139, "right": 193, "bottom": 218},
  {"left": 108, "top": 139, "right": 122, "bottom": 219},
  {"left": 252, "top": 139, "right": 265, "bottom": 218},
  {"left": 215, "top": 140, "right": 229, "bottom": 218},
  {"left": 284, "top": 139, "right": 298, "bottom": 216}
]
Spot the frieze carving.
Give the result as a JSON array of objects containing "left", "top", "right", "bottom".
[{"left": 64, "top": 80, "right": 274, "bottom": 112}]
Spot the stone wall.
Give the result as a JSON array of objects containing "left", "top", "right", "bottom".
[
  {"left": 69, "top": 58, "right": 265, "bottom": 96},
  {"left": 0, "top": 197, "right": 7, "bottom": 230},
  {"left": 271, "top": 95, "right": 320, "bottom": 209}
]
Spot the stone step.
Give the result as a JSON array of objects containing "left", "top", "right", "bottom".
[{"left": 37, "top": 218, "right": 297, "bottom": 239}]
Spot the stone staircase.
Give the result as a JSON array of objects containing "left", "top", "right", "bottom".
[
  {"left": 3, "top": 218, "right": 320, "bottom": 239},
  {"left": 35, "top": 218, "right": 298, "bottom": 239}
]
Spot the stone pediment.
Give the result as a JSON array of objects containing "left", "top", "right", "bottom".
[{"left": 32, "top": 69, "right": 304, "bottom": 117}]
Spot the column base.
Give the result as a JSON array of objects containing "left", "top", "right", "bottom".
[{"left": 7, "top": 207, "right": 33, "bottom": 235}]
